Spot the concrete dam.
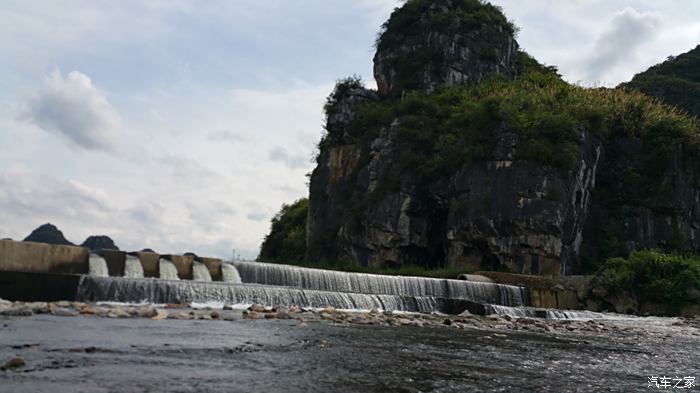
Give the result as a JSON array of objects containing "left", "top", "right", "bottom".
[{"left": 0, "top": 239, "right": 594, "bottom": 318}]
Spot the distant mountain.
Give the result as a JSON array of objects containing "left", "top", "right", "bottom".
[
  {"left": 23, "top": 223, "right": 74, "bottom": 246},
  {"left": 624, "top": 45, "right": 700, "bottom": 118},
  {"left": 81, "top": 235, "right": 119, "bottom": 251}
]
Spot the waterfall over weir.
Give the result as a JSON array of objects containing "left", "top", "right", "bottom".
[
  {"left": 159, "top": 259, "right": 179, "bottom": 281},
  {"left": 192, "top": 261, "right": 212, "bottom": 282},
  {"left": 484, "top": 305, "right": 605, "bottom": 320},
  {"left": 234, "top": 261, "right": 527, "bottom": 307},
  {"left": 221, "top": 263, "right": 242, "bottom": 284},
  {"left": 88, "top": 254, "right": 109, "bottom": 277},
  {"left": 124, "top": 255, "right": 144, "bottom": 279},
  {"left": 76, "top": 276, "right": 449, "bottom": 313}
]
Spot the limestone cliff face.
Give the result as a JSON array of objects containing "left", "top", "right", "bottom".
[
  {"left": 305, "top": 0, "right": 700, "bottom": 275},
  {"left": 309, "top": 116, "right": 602, "bottom": 275},
  {"left": 580, "top": 138, "right": 700, "bottom": 263}
]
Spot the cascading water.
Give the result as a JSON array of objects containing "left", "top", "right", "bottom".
[
  {"left": 233, "top": 261, "right": 527, "bottom": 306},
  {"left": 221, "top": 263, "right": 242, "bottom": 284},
  {"left": 124, "top": 255, "right": 144, "bottom": 279},
  {"left": 76, "top": 276, "right": 444, "bottom": 313},
  {"left": 159, "top": 259, "right": 179, "bottom": 281},
  {"left": 192, "top": 261, "right": 212, "bottom": 282},
  {"left": 88, "top": 253, "right": 109, "bottom": 277},
  {"left": 484, "top": 304, "right": 605, "bottom": 320}
]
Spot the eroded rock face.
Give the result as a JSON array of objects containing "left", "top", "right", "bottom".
[
  {"left": 446, "top": 130, "right": 602, "bottom": 275},
  {"left": 373, "top": 0, "right": 519, "bottom": 96},
  {"left": 304, "top": 0, "right": 700, "bottom": 276},
  {"left": 580, "top": 137, "right": 700, "bottom": 262},
  {"left": 308, "top": 118, "right": 602, "bottom": 275}
]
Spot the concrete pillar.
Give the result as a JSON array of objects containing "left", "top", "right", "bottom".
[
  {"left": 132, "top": 251, "right": 160, "bottom": 278},
  {"left": 162, "top": 254, "right": 193, "bottom": 280},
  {"left": 100, "top": 250, "right": 126, "bottom": 277},
  {"left": 199, "top": 257, "right": 223, "bottom": 281}
]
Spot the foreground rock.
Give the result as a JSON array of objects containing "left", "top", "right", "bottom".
[{"left": 1, "top": 357, "right": 25, "bottom": 371}]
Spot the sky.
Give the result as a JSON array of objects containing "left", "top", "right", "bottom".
[{"left": 1, "top": 1, "right": 699, "bottom": 260}]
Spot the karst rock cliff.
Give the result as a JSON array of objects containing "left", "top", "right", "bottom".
[{"left": 303, "top": 0, "right": 700, "bottom": 276}]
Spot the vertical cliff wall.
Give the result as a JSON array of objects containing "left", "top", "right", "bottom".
[{"left": 303, "top": 0, "right": 700, "bottom": 276}]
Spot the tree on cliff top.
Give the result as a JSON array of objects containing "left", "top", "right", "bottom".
[
  {"left": 376, "top": 0, "right": 516, "bottom": 51},
  {"left": 257, "top": 198, "right": 308, "bottom": 264}
]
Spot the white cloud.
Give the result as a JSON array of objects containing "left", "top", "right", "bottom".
[
  {"left": 269, "top": 145, "right": 311, "bottom": 170},
  {"left": 22, "top": 69, "right": 121, "bottom": 152},
  {"left": 207, "top": 129, "right": 244, "bottom": 143},
  {"left": 584, "top": 7, "right": 662, "bottom": 84}
]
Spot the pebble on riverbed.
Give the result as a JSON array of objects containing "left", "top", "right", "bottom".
[{"left": 1, "top": 357, "right": 26, "bottom": 371}]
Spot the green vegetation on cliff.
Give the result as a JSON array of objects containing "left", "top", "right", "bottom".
[
  {"left": 322, "top": 69, "right": 698, "bottom": 189},
  {"left": 624, "top": 45, "right": 700, "bottom": 118},
  {"left": 258, "top": 198, "right": 308, "bottom": 264},
  {"left": 591, "top": 250, "right": 700, "bottom": 314}
]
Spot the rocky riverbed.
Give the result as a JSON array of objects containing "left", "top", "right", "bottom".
[
  {"left": 1, "top": 298, "right": 698, "bottom": 392},
  {"left": 2, "top": 298, "right": 699, "bottom": 336}
]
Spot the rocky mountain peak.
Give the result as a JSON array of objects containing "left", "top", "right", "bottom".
[
  {"left": 373, "top": 0, "right": 519, "bottom": 97},
  {"left": 23, "top": 223, "right": 74, "bottom": 246},
  {"left": 81, "top": 235, "right": 119, "bottom": 251}
]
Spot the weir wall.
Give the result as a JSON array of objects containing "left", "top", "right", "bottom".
[
  {"left": 475, "top": 271, "right": 592, "bottom": 310},
  {"left": 0, "top": 239, "right": 224, "bottom": 281}
]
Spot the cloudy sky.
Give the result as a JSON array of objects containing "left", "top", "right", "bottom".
[{"left": 1, "top": 1, "right": 698, "bottom": 259}]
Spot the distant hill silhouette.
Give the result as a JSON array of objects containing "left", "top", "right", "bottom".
[
  {"left": 625, "top": 45, "right": 700, "bottom": 118},
  {"left": 23, "top": 223, "right": 74, "bottom": 246},
  {"left": 81, "top": 235, "right": 119, "bottom": 251}
]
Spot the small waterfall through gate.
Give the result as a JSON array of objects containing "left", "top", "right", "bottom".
[
  {"left": 192, "top": 261, "right": 212, "bottom": 282},
  {"left": 233, "top": 261, "right": 527, "bottom": 306},
  {"left": 88, "top": 253, "right": 109, "bottom": 277},
  {"left": 124, "top": 255, "right": 144, "bottom": 279},
  {"left": 221, "top": 263, "right": 242, "bottom": 284},
  {"left": 159, "top": 259, "right": 179, "bottom": 281}
]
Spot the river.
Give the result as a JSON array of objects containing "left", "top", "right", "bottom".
[{"left": 0, "top": 311, "right": 697, "bottom": 392}]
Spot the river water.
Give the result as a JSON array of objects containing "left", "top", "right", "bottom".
[{"left": 0, "top": 313, "right": 697, "bottom": 393}]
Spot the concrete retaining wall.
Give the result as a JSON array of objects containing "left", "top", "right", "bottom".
[
  {"left": 0, "top": 239, "right": 89, "bottom": 274},
  {"left": 0, "top": 271, "right": 81, "bottom": 301},
  {"left": 475, "top": 271, "right": 592, "bottom": 310},
  {"left": 0, "top": 240, "right": 225, "bottom": 281}
]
